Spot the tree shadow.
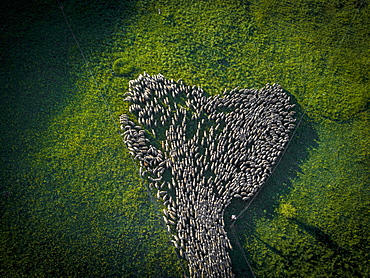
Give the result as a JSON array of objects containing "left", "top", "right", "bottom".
[
  {"left": 290, "top": 218, "right": 362, "bottom": 277},
  {"left": 291, "top": 218, "right": 346, "bottom": 255}
]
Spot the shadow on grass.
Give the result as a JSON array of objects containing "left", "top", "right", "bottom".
[
  {"left": 290, "top": 218, "right": 362, "bottom": 277},
  {"left": 224, "top": 96, "right": 319, "bottom": 277},
  {"left": 291, "top": 218, "right": 346, "bottom": 254}
]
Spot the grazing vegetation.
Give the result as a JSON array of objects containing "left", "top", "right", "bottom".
[
  {"left": 0, "top": 0, "right": 368, "bottom": 277},
  {"left": 112, "top": 58, "right": 136, "bottom": 77}
]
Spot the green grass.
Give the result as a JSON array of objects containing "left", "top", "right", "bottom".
[{"left": 0, "top": 0, "right": 369, "bottom": 277}]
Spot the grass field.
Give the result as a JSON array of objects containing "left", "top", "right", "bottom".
[{"left": 1, "top": 0, "right": 369, "bottom": 277}]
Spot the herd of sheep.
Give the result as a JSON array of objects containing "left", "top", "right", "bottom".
[{"left": 120, "top": 73, "right": 296, "bottom": 277}]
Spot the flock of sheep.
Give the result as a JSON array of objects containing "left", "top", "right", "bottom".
[{"left": 120, "top": 73, "right": 295, "bottom": 277}]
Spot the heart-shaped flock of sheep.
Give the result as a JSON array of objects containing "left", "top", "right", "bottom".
[{"left": 120, "top": 73, "right": 295, "bottom": 277}]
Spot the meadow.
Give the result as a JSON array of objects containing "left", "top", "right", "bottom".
[{"left": 0, "top": 0, "right": 369, "bottom": 277}]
